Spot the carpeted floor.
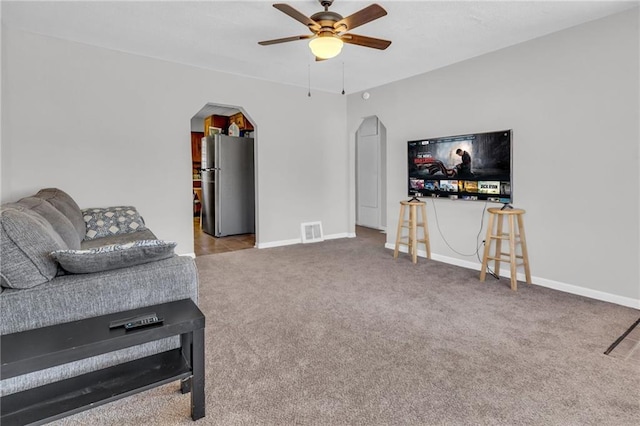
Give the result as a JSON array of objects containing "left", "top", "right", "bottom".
[{"left": 55, "top": 233, "right": 639, "bottom": 425}]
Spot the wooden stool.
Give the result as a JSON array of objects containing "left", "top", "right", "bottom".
[
  {"left": 394, "top": 200, "right": 431, "bottom": 264},
  {"left": 480, "top": 207, "right": 531, "bottom": 290}
]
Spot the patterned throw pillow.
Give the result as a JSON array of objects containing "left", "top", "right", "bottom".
[
  {"left": 51, "top": 240, "right": 177, "bottom": 274},
  {"left": 82, "top": 206, "right": 147, "bottom": 240}
]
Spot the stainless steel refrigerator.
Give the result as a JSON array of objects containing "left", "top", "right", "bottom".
[{"left": 200, "top": 134, "right": 255, "bottom": 237}]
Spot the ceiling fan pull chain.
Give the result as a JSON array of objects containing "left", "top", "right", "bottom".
[
  {"left": 308, "top": 64, "right": 312, "bottom": 97},
  {"left": 342, "top": 61, "right": 345, "bottom": 95}
]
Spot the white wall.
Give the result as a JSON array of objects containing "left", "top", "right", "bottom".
[
  {"left": 1, "top": 27, "right": 350, "bottom": 254},
  {"left": 190, "top": 117, "right": 204, "bottom": 133},
  {"left": 347, "top": 9, "right": 640, "bottom": 307},
  {"left": 2, "top": 10, "right": 638, "bottom": 306}
]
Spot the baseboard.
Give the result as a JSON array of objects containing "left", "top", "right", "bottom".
[
  {"left": 531, "top": 276, "right": 640, "bottom": 309},
  {"left": 257, "top": 232, "right": 350, "bottom": 249},
  {"left": 181, "top": 253, "right": 196, "bottom": 259},
  {"left": 325, "top": 232, "right": 351, "bottom": 240},
  {"left": 385, "top": 243, "right": 640, "bottom": 309},
  {"left": 256, "top": 238, "right": 301, "bottom": 249}
]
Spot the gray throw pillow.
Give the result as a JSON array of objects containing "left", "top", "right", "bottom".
[
  {"left": 82, "top": 206, "right": 147, "bottom": 240},
  {"left": 17, "top": 197, "right": 82, "bottom": 250},
  {"left": 51, "top": 240, "right": 176, "bottom": 274},
  {"left": 0, "top": 206, "right": 68, "bottom": 289},
  {"left": 35, "top": 188, "right": 85, "bottom": 240}
]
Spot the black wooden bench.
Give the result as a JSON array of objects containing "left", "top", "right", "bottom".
[{"left": 1, "top": 298, "right": 205, "bottom": 425}]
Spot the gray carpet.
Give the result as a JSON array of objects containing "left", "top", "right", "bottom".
[{"left": 55, "top": 236, "right": 639, "bottom": 425}]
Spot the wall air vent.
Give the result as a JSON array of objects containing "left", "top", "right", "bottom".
[{"left": 301, "top": 221, "right": 324, "bottom": 244}]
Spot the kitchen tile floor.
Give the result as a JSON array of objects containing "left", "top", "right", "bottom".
[
  {"left": 193, "top": 217, "right": 255, "bottom": 256},
  {"left": 193, "top": 218, "right": 386, "bottom": 257}
]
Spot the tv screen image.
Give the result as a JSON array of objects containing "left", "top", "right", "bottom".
[{"left": 407, "top": 130, "right": 512, "bottom": 203}]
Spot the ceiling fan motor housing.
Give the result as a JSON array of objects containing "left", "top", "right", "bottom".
[{"left": 310, "top": 10, "right": 344, "bottom": 33}]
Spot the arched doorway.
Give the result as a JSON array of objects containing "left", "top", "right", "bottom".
[
  {"left": 356, "top": 116, "right": 387, "bottom": 231},
  {"left": 189, "top": 103, "right": 257, "bottom": 256}
]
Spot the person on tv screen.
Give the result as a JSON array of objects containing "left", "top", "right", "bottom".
[{"left": 455, "top": 148, "right": 472, "bottom": 178}]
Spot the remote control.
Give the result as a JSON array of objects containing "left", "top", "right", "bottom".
[
  {"left": 124, "top": 316, "right": 164, "bottom": 330},
  {"left": 109, "top": 312, "right": 157, "bottom": 329}
]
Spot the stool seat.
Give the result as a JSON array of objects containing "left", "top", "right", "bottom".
[
  {"left": 394, "top": 200, "right": 431, "bottom": 263},
  {"left": 480, "top": 207, "right": 531, "bottom": 290}
]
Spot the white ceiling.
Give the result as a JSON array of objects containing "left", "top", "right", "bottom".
[{"left": 2, "top": 0, "right": 638, "bottom": 94}]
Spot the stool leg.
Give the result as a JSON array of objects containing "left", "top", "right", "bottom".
[
  {"left": 480, "top": 212, "right": 495, "bottom": 282},
  {"left": 420, "top": 203, "right": 431, "bottom": 259},
  {"left": 508, "top": 215, "right": 517, "bottom": 291},
  {"left": 517, "top": 213, "right": 532, "bottom": 284},
  {"left": 494, "top": 214, "right": 504, "bottom": 278},
  {"left": 394, "top": 204, "right": 406, "bottom": 259},
  {"left": 410, "top": 205, "right": 418, "bottom": 264}
]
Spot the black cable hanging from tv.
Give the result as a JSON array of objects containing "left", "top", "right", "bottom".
[{"left": 604, "top": 317, "right": 640, "bottom": 355}]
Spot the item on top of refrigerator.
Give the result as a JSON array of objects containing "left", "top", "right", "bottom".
[{"left": 228, "top": 122, "right": 240, "bottom": 137}]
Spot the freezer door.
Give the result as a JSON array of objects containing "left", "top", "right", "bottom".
[
  {"left": 201, "top": 136, "right": 215, "bottom": 169},
  {"left": 214, "top": 135, "right": 255, "bottom": 237}
]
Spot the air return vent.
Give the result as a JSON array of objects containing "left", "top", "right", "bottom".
[{"left": 301, "top": 221, "right": 324, "bottom": 244}]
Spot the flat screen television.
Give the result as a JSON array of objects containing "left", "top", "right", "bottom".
[{"left": 407, "top": 129, "right": 512, "bottom": 203}]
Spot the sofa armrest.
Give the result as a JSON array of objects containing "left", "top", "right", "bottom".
[{"left": 0, "top": 255, "right": 198, "bottom": 335}]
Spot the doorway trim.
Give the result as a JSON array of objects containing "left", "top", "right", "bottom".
[
  {"left": 355, "top": 116, "right": 387, "bottom": 231},
  {"left": 348, "top": 114, "right": 387, "bottom": 239}
]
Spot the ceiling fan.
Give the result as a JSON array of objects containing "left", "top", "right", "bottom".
[{"left": 258, "top": 0, "right": 391, "bottom": 60}]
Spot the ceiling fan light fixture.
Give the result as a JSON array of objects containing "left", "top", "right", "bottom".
[{"left": 309, "top": 35, "right": 343, "bottom": 59}]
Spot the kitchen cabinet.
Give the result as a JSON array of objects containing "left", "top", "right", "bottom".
[
  {"left": 191, "top": 133, "right": 204, "bottom": 217},
  {"left": 204, "top": 115, "right": 228, "bottom": 135},
  {"left": 229, "top": 112, "right": 253, "bottom": 131},
  {"left": 191, "top": 132, "right": 204, "bottom": 164}
]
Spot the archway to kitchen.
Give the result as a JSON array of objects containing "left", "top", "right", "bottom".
[{"left": 190, "top": 103, "right": 257, "bottom": 256}]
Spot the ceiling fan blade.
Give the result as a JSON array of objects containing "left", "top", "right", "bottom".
[
  {"left": 341, "top": 33, "right": 391, "bottom": 50},
  {"left": 273, "top": 3, "right": 321, "bottom": 32},
  {"left": 258, "top": 34, "right": 314, "bottom": 46},
  {"left": 315, "top": 56, "right": 328, "bottom": 62},
  {"left": 334, "top": 4, "right": 387, "bottom": 33}
]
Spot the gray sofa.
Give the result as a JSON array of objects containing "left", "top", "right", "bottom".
[{"left": 0, "top": 188, "right": 199, "bottom": 396}]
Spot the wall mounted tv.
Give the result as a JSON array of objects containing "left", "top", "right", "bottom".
[{"left": 407, "top": 129, "right": 512, "bottom": 203}]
